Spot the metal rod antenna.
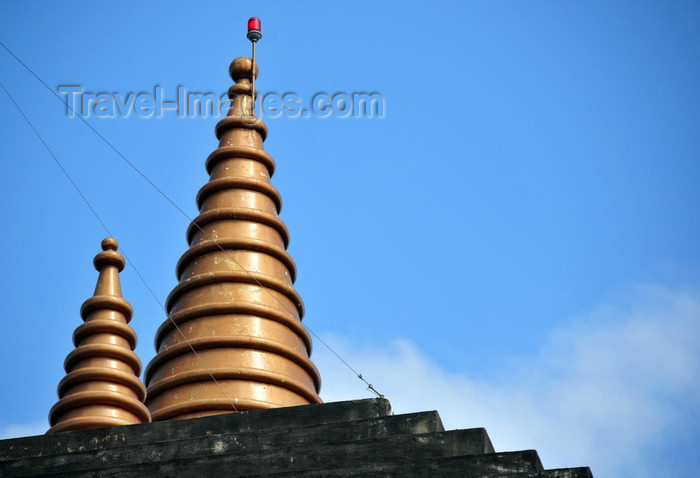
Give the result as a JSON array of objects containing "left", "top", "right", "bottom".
[
  {"left": 247, "top": 17, "right": 262, "bottom": 116},
  {"left": 251, "top": 40, "right": 257, "bottom": 115}
]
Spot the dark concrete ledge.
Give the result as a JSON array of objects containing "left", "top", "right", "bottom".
[
  {"left": 96, "top": 450, "right": 543, "bottom": 478},
  {"left": 2, "top": 427, "right": 493, "bottom": 477},
  {"left": 1, "top": 398, "right": 392, "bottom": 461},
  {"left": 1, "top": 412, "right": 448, "bottom": 476},
  {"left": 0, "top": 398, "right": 593, "bottom": 478}
]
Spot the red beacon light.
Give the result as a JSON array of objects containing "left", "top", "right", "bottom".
[
  {"left": 247, "top": 17, "right": 262, "bottom": 42},
  {"left": 246, "top": 16, "right": 262, "bottom": 116}
]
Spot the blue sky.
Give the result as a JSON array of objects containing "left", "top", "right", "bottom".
[{"left": 1, "top": 2, "right": 699, "bottom": 477}]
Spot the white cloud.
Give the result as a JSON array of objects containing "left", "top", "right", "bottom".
[{"left": 315, "top": 284, "right": 700, "bottom": 478}]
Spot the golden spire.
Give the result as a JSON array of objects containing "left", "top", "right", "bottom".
[
  {"left": 144, "top": 56, "right": 322, "bottom": 421},
  {"left": 48, "top": 238, "right": 150, "bottom": 433}
]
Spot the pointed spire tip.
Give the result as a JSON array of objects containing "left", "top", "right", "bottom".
[{"left": 94, "top": 237, "right": 125, "bottom": 272}]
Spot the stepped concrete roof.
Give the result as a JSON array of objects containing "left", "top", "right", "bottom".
[{"left": 3, "top": 399, "right": 593, "bottom": 477}]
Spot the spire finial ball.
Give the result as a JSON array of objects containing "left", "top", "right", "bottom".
[
  {"left": 101, "top": 237, "right": 119, "bottom": 251},
  {"left": 229, "top": 57, "right": 259, "bottom": 82}
]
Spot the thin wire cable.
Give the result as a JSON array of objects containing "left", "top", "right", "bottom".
[
  {"left": 309, "top": 332, "right": 384, "bottom": 398},
  {"left": 0, "top": 40, "right": 385, "bottom": 400},
  {"left": 0, "top": 41, "right": 192, "bottom": 221},
  {"left": 0, "top": 80, "right": 240, "bottom": 413}
]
